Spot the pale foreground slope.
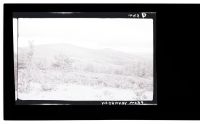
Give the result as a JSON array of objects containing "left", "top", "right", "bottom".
[{"left": 16, "top": 43, "right": 153, "bottom": 100}]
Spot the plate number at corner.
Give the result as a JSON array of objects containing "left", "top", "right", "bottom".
[{"left": 128, "top": 12, "right": 147, "bottom": 18}]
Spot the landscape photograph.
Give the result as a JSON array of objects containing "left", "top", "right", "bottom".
[{"left": 13, "top": 17, "right": 154, "bottom": 101}]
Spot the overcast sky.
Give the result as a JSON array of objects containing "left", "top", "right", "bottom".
[{"left": 13, "top": 18, "right": 153, "bottom": 54}]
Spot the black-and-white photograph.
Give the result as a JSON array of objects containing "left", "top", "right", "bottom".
[
  {"left": 5, "top": 3, "right": 200, "bottom": 120},
  {"left": 13, "top": 12, "right": 155, "bottom": 104}
]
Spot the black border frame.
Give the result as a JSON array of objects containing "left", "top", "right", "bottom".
[{"left": 4, "top": 4, "right": 200, "bottom": 120}]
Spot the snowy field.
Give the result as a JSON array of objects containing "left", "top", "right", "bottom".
[
  {"left": 19, "top": 83, "right": 153, "bottom": 101},
  {"left": 15, "top": 43, "right": 153, "bottom": 101}
]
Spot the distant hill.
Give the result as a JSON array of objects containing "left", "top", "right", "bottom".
[{"left": 18, "top": 43, "right": 153, "bottom": 67}]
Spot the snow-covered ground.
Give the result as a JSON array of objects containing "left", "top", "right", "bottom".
[
  {"left": 15, "top": 43, "right": 153, "bottom": 101},
  {"left": 19, "top": 83, "right": 153, "bottom": 101}
]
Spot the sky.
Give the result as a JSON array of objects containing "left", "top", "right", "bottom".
[{"left": 13, "top": 18, "right": 153, "bottom": 54}]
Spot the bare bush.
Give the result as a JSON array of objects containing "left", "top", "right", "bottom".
[
  {"left": 52, "top": 54, "right": 72, "bottom": 71},
  {"left": 17, "top": 41, "right": 35, "bottom": 93}
]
